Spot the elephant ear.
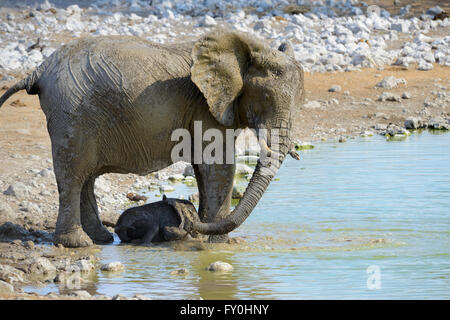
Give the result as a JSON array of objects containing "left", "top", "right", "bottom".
[
  {"left": 191, "top": 30, "right": 250, "bottom": 127},
  {"left": 164, "top": 197, "right": 186, "bottom": 227},
  {"left": 164, "top": 197, "right": 199, "bottom": 229}
]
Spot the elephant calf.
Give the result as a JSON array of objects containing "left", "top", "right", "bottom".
[{"left": 115, "top": 196, "right": 200, "bottom": 244}]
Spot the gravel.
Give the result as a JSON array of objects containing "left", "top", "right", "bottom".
[{"left": 0, "top": 1, "right": 449, "bottom": 77}]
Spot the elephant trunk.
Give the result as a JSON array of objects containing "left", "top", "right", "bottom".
[{"left": 192, "top": 123, "right": 291, "bottom": 235}]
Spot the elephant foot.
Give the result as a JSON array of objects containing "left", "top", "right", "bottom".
[
  {"left": 208, "top": 234, "right": 229, "bottom": 243},
  {"left": 84, "top": 225, "right": 114, "bottom": 244},
  {"left": 54, "top": 226, "right": 93, "bottom": 248}
]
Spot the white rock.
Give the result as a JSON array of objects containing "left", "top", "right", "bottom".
[
  {"left": 328, "top": 85, "right": 341, "bottom": 92},
  {"left": 404, "top": 117, "right": 421, "bottom": 129},
  {"left": 0, "top": 264, "right": 25, "bottom": 284},
  {"left": 95, "top": 176, "right": 111, "bottom": 194},
  {"left": 101, "top": 262, "right": 125, "bottom": 272},
  {"left": 235, "top": 163, "right": 254, "bottom": 175},
  {"left": 71, "top": 260, "right": 95, "bottom": 273},
  {"left": 199, "top": 15, "right": 217, "bottom": 27},
  {"left": 29, "top": 257, "right": 56, "bottom": 274},
  {"left": 375, "top": 123, "right": 388, "bottom": 130},
  {"left": 303, "top": 100, "right": 322, "bottom": 109},
  {"left": 0, "top": 280, "right": 14, "bottom": 294},
  {"left": 168, "top": 174, "right": 185, "bottom": 182},
  {"left": 426, "top": 7, "right": 444, "bottom": 16},
  {"left": 418, "top": 60, "right": 433, "bottom": 71},
  {"left": 206, "top": 261, "right": 233, "bottom": 272},
  {"left": 112, "top": 294, "right": 128, "bottom": 300},
  {"left": 183, "top": 176, "right": 195, "bottom": 183},
  {"left": 330, "top": 98, "right": 339, "bottom": 105},
  {"left": 401, "top": 92, "right": 412, "bottom": 99},
  {"left": 69, "top": 290, "right": 91, "bottom": 299},
  {"left": 159, "top": 185, "right": 175, "bottom": 193},
  {"left": 391, "top": 21, "right": 410, "bottom": 33},
  {"left": 4, "top": 182, "right": 29, "bottom": 199},
  {"left": 39, "top": 168, "right": 54, "bottom": 178},
  {"left": 183, "top": 164, "right": 195, "bottom": 177},
  {"left": 133, "top": 294, "right": 151, "bottom": 300},
  {"left": 39, "top": 0, "right": 53, "bottom": 11},
  {"left": 378, "top": 92, "right": 401, "bottom": 102},
  {"left": 375, "top": 76, "right": 406, "bottom": 89}
]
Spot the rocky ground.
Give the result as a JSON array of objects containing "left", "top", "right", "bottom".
[{"left": 0, "top": 0, "right": 449, "bottom": 300}]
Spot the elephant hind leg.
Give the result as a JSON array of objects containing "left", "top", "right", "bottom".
[
  {"left": 53, "top": 167, "right": 93, "bottom": 248},
  {"left": 80, "top": 176, "right": 114, "bottom": 244},
  {"left": 50, "top": 121, "right": 99, "bottom": 247}
]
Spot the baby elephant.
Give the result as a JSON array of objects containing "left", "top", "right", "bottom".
[{"left": 115, "top": 196, "right": 200, "bottom": 244}]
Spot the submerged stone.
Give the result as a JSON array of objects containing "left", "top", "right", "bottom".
[{"left": 206, "top": 261, "right": 233, "bottom": 272}]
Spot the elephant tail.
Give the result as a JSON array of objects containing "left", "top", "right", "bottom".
[{"left": 0, "top": 66, "right": 43, "bottom": 109}]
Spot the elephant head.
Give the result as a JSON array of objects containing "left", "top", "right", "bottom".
[
  {"left": 187, "top": 29, "right": 305, "bottom": 235},
  {"left": 162, "top": 195, "right": 201, "bottom": 238}
]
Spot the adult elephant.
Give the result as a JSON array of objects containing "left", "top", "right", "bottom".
[{"left": 0, "top": 29, "right": 305, "bottom": 247}]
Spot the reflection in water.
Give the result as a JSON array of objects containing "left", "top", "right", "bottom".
[{"left": 27, "top": 131, "right": 450, "bottom": 299}]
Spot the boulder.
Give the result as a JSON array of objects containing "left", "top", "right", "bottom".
[
  {"left": 206, "top": 261, "right": 233, "bottom": 272},
  {"left": 100, "top": 211, "right": 120, "bottom": 227},
  {"left": 428, "top": 118, "right": 449, "bottom": 130},
  {"left": 378, "top": 92, "right": 401, "bottom": 102},
  {"left": 170, "top": 268, "right": 189, "bottom": 276},
  {"left": 235, "top": 163, "right": 254, "bottom": 175},
  {"left": 183, "top": 164, "right": 195, "bottom": 177},
  {"left": 159, "top": 185, "right": 175, "bottom": 193},
  {"left": 71, "top": 259, "right": 95, "bottom": 273},
  {"left": 328, "top": 85, "right": 342, "bottom": 92},
  {"left": 0, "top": 264, "right": 26, "bottom": 284},
  {"left": 375, "top": 76, "right": 406, "bottom": 89},
  {"left": 100, "top": 262, "right": 125, "bottom": 272},
  {"left": 69, "top": 290, "right": 91, "bottom": 299},
  {"left": 303, "top": 100, "right": 322, "bottom": 109},
  {"left": 4, "top": 182, "right": 30, "bottom": 199},
  {"left": 27, "top": 257, "right": 56, "bottom": 275},
  {"left": 404, "top": 117, "right": 422, "bottom": 129},
  {"left": 0, "top": 280, "right": 14, "bottom": 294},
  {"left": 418, "top": 60, "right": 433, "bottom": 71},
  {"left": 232, "top": 185, "right": 245, "bottom": 199},
  {"left": 198, "top": 15, "right": 217, "bottom": 27},
  {"left": 401, "top": 92, "right": 412, "bottom": 99}
]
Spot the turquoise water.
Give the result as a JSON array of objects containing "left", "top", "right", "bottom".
[{"left": 29, "top": 131, "right": 450, "bottom": 299}]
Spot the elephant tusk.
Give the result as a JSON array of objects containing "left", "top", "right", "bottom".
[
  {"left": 289, "top": 149, "right": 300, "bottom": 160},
  {"left": 259, "top": 139, "right": 279, "bottom": 158}
]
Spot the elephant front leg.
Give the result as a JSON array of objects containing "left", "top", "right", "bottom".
[
  {"left": 80, "top": 176, "right": 114, "bottom": 244},
  {"left": 194, "top": 163, "right": 235, "bottom": 243},
  {"left": 162, "top": 226, "right": 188, "bottom": 241}
]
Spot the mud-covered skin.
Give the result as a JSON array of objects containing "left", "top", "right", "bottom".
[
  {"left": 115, "top": 196, "right": 200, "bottom": 243},
  {"left": 0, "top": 30, "right": 305, "bottom": 247}
]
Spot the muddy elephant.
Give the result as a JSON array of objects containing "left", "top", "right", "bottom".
[
  {"left": 0, "top": 29, "right": 304, "bottom": 247},
  {"left": 115, "top": 196, "right": 200, "bottom": 244}
]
